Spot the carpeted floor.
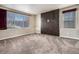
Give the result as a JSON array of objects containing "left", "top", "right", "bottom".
[{"left": 0, "top": 34, "right": 79, "bottom": 54}]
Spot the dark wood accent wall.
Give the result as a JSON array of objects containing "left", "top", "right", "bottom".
[
  {"left": 41, "top": 9, "right": 59, "bottom": 36},
  {"left": 0, "top": 9, "right": 7, "bottom": 30}
]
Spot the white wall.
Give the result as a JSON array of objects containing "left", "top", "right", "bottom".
[
  {"left": 36, "top": 14, "right": 41, "bottom": 33},
  {"left": 1, "top": 4, "right": 79, "bottom": 40},
  {"left": 59, "top": 5, "right": 79, "bottom": 40},
  {"left": 35, "top": 5, "right": 79, "bottom": 40},
  {"left": 0, "top": 15, "right": 36, "bottom": 40},
  {"left": 0, "top": 5, "right": 37, "bottom": 40}
]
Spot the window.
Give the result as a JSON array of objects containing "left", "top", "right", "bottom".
[
  {"left": 63, "top": 9, "right": 76, "bottom": 28},
  {"left": 7, "top": 11, "right": 29, "bottom": 29}
]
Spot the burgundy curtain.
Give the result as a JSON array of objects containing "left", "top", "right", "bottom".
[
  {"left": 0, "top": 9, "right": 7, "bottom": 30},
  {"left": 62, "top": 8, "right": 77, "bottom": 13}
]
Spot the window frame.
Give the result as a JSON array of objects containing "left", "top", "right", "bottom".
[
  {"left": 62, "top": 8, "right": 77, "bottom": 29},
  {"left": 7, "top": 11, "right": 30, "bottom": 29}
]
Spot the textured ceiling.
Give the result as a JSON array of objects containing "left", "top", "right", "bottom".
[{"left": 2, "top": 4, "right": 73, "bottom": 14}]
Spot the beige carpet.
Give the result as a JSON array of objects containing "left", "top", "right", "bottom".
[{"left": 0, "top": 34, "right": 79, "bottom": 54}]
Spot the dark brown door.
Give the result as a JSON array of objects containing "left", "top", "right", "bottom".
[
  {"left": 0, "top": 9, "right": 7, "bottom": 30},
  {"left": 41, "top": 9, "right": 59, "bottom": 36}
]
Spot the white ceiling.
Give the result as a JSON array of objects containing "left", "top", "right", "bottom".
[{"left": 2, "top": 4, "right": 73, "bottom": 15}]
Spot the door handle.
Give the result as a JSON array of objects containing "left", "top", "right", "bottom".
[{"left": 47, "top": 19, "right": 50, "bottom": 23}]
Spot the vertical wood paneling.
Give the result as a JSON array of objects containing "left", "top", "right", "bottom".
[{"left": 41, "top": 9, "right": 59, "bottom": 36}]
